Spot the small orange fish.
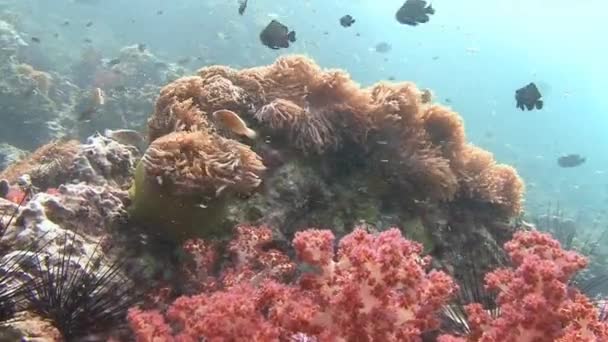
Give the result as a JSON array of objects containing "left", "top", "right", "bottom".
[{"left": 212, "top": 109, "right": 257, "bottom": 139}]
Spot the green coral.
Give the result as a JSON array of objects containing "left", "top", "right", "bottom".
[{"left": 128, "top": 162, "right": 229, "bottom": 241}]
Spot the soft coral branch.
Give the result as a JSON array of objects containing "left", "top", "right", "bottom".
[
  {"left": 439, "top": 231, "right": 608, "bottom": 342},
  {"left": 129, "top": 226, "right": 455, "bottom": 341},
  {"left": 289, "top": 228, "right": 456, "bottom": 341}
]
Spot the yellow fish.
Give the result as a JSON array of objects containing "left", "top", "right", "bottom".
[{"left": 212, "top": 109, "right": 257, "bottom": 139}]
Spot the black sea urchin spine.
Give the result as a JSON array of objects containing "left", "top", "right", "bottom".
[{"left": 23, "top": 232, "right": 145, "bottom": 341}]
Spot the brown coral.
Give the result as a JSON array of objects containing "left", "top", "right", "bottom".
[
  {"left": 141, "top": 131, "right": 265, "bottom": 196},
  {"left": 455, "top": 144, "right": 525, "bottom": 216},
  {"left": 146, "top": 55, "right": 524, "bottom": 217},
  {"left": 0, "top": 139, "right": 80, "bottom": 189},
  {"left": 15, "top": 63, "right": 53, "bottom": 96},
  {"left": 254, "top": 99, "right": 338, "bottom": 154}
]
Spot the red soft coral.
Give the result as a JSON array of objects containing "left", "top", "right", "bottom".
[
  {"left": 287, "top": 227, "right": 456, "bottom": 341},
  {"left": 439, "top": 231, "right": 608, "bottom": 342},
  {"left": 129, "top": 226, "right": 455, "bottom": 341}
]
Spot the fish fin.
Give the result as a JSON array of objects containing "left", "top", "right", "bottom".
[
  {"left": 287, "top": 30, "right": 296, "bottom": 42},
  {"left": 426, "top": 4, "right": 435, "bottom": 14},
  {"left": 245, "top": 128, "right": 257, "bottom": 140},
  {"left": 535, "top": 100, "right": 543, "bottom": 110}
]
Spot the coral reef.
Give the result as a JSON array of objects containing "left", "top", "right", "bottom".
[
  {"left": 71, "top": 133, "right": 140, "bottom": 188},
  {"left": 0, "top": 143, "right": 27, "bottom": 171},
  {"left": 9, "top": 183, "right": 128, "bottom": 240},
  {"left": 128, "top": 226, "right": 456, "bottom": 341},
  {"left": 129, "top": 227, "right": 608, "bottom": 341},
  {"left": 147, "top": 55, "right": 523, "bottom": 213},
  {"left": 138, "top": 55, "right": 523, "bottom": 260},
  {"left": 0, "top": 139, "right": 80, "bottom": 189},
  {"left": 129, "top": 130, "right": 265, "bottom": 239},
  {"left": 70, "top": 45, "right": 186, "bottom": 140},
  {"left": 0, "top": 20, "right": 26, "bottom": 63},
  {"left": 438, "top": 231, "right": 608, "bottom": 341},
  {"left": 0, "top": 182, "right": 139, "bottom": 340},
  {"left": 0, "top": 134, "right": 139, "bottom": 190}
]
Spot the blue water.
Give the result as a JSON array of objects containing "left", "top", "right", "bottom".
[{"left": 3, "top": 0, "right": 608, "bottom": 219}]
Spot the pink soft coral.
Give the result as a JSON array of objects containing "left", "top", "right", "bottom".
[
  {"left": 287, "top": 228, "right": 456, "bottom": 341},
  {"left": 128, "top": 226, "right": 455, "bottom": 341},
  {"left": 439, "top": 231, "right": 608, "bottom": 342}
]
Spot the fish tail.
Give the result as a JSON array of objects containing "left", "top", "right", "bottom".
[{"left": 288, "top": 31, "right": 296, "bottom": 42}]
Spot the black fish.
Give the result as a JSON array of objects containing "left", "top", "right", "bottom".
[
  {"left": 85, "top": 21, "right": 93, "bottom": 27},
  {"left": 31, "top": 37, "right": 41, "bottom": 43},
  {"left": 515, "top": 82, "right": 543, "bottom": 111},
  {"left": 156, "top": 10, "right": 164, "bottom": 15},
  {"left": 340, "top": 15, "right": 355, "bottom": 27},
  {"left": 137, "top": 43, "right": 146, "bottom": 52},
  {"left": 260, "top": 20, "right": 296, "bottom": 50},
  {"left": 62, "top": 20, "right": 70, "bottom": 26},
  {"left": 107, "top": 58, "right": 121, "bottom": 66},
  {"left": 558, "top": 154, "right": 586, "bottom": 168},
  {"left": 83, "top": 38, "right": 92, "bottom": 43},
  {"left": 238, "top": 0, "right": 247, "bottom": 15},
  {"left": 396, "top": 0, "right": 435, "bottom": 26}
]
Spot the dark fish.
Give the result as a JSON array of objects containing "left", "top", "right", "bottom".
[
  {"left": 156, "top": 10, "right": 164, "bottom": 15},
  {"left": 0, "top": 179, "right": 9, "bottom": 198},
  {"left": 388, "top": 76, "right": 396, "bottom": 81},
  {"left": 396, "top": 0, "right": 435, "bottom": 26},
  {"left": 62, "top": 20, "right": 70, "bottom": 26},
  {"left": 515, "top": 82, "right": 543, "bottom": 111},
  {"left": 432, "top": 55, "right": 439, "bottom": 60},
  {"left": 31, "top": 37, "right": 41, "bottom": 43},
  {"left": 107, "top": 58, "right": 121, "bottom": 66},
  {"left": 78, "top": 107, "right": 97, "bottom": 122},
  {"left": 238, "top": 0, "right": 247, "bottom": 15},
  {"left": 558, "top": 154, "right": 586, "bottom": 168},
  {"left": 137, "top": 43, "right": 146, "bottom": 52},
  {"left": 340, "top": 15, "right": 355, "bottom": 27},
  {"left": 260, "top": 20, "right": 296, "bottom": 50},
  {"left": 53, "top": 33, "right": 59, "bottom": 38},
  {"left": 85, "top": 21, "right": 93, "bottom": 27},
  {"left": 375, "top": 42, "right": 391, "bottom": 53},
  {"left": 83, "top": 38, "right": 92, "bottom": 43}
]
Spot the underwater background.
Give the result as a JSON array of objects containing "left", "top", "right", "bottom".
[
  {"left": 1, "top": 0, "right": 608, "bottom": 340},
  {"left": 4, "top": 0, "right": 607, "bottom": 220}
]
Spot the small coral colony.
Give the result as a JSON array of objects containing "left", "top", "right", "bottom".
[{"left": 0, "top": 0, "right": 602, "bottom": 341}]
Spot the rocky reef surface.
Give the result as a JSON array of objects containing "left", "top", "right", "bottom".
[{"left": 0, "top": 55, "right": 526, "bottom": 340}]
